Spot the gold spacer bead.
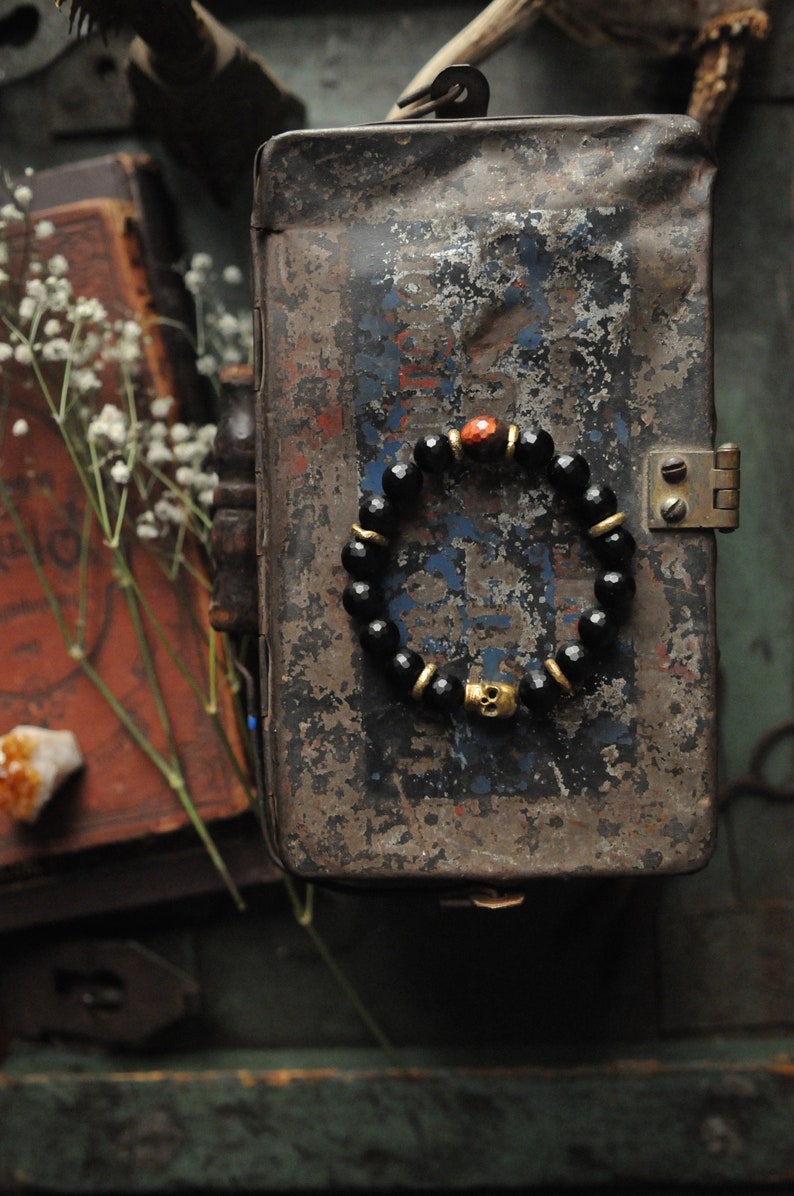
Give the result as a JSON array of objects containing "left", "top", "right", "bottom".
[
  {"left": 447, "top": 428, "right": 464, "bottom": 463},
  {"left": 588, "top": 511, "right": 626, "bottom": 539},
  {"left": 544, "top": 658, "right": 574, "bottom": 695},
  {"left": 411, "top": 663, "right": 437, "bottom": 701},
  {"left": 505, "top": 424, "right": 520, "bottom": 462},
  {"left": 351, "top": 523, "right": 389, "bottom": 548}
]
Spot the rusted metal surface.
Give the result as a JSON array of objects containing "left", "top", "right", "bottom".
[
  {"left": 252, "top": 114, "right": 718, "bottom": 885},
  {"left": 209, "top": 366, "right": 258, "bottom": 636}
]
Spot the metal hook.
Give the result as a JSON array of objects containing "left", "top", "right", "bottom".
[{"left": 396, "top": 64, "right": 490, "bottom": 121}]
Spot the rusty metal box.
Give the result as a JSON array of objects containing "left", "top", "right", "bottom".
[{"left": 251, "top": 113, "right": 722, "bottom": 890}]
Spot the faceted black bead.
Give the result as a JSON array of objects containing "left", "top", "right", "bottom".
[
  {"left": 547, "top": 452, "right": 591, "bottom": 495},
  {"left": 341, "top": 537, "right": 387, "bottom": 579},
  {"left": 358, "top": 493, "right": 399, "bottom": 537},
  {"left": 359, "top": 617, "right": 401, "bottom": 658},
  {"left": 414, "top": 433, "right": 454, "bottom": 475},
  {"left": 578, "top": 484, "right": 618, "bottom": 526},
  {"left": 382, "top": 460, "right": 423, "bottom": 504},
  {"left": 422, "top": 672, "right": 465, "bottom": 713},
  {"left": 518, "top": 666, "right": 558, "bottom": 714},
  {"left": 342, "top": 578, "right": 383, "bottom": 619},
  {"left": 513, "top": 427, "right": 555, "bottom": 471},
  {"left": 555, "top": 640, "right": 594, "bottom": 685},
  {"left": 389, "top": 648, "right": 425, "bottom": 692},
  {"left": 591, "top": 527, "right": 636, "bottom": 568},
  {"left": 594, "top": 570, "right": 636, "bottom": 617},
  {"left": 578, "top": 606, "right": 619, "bottom": 653}
]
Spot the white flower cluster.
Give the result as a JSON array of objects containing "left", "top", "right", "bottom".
[
  {"left": 181, "top": 252, "right": 252, "bottom": 381},
  {"left": 85, "top": 398, "right": 218, "bottom": 541},
  {"left": 0, "top": 170, "right": 240, "bottom": 557}
]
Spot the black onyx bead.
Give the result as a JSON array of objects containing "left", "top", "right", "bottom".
[
  {"left": 414, "top": 433, "right": 454, "bottom": 475},
  {"left": 518, "top": 666, "right": 558, "bottom": 714},
  {"left": 547, "top": 452, "right": 591, "bottom": 495},
  {"left": 591, "top": 527, "right": 636, "bottom": 568},
  {"left": 342, "top": 578, "right": 383, "bottom": 619},
  {"left": 578, "top": 484, "right": 618, "bottom": 526},
  {"left": 359, "top": 617, "right": 400, "bottom": 658},
  {"left": 555, "top": 640, "right": 594, "bottom": 685},
  {"left": 389, "top": 648, "right": 425, "bottom": 692},
  {"left": 382, "top": 460, "right": 423, "bottom": 504},
  {"left": 513, "top": 428, "right": 555, "bottom": 471},
  {"left": 578, "top": 606, "right": 619, "bottom": 653},
  {"left": 341, "top": 537, "right": 387, "bottom": 579},
  {"left": 359, "top": 493, "right": 399, "bottom": 537},
  {"left": 423, "top": 672, "right": 465, "bottom": 713},
  {"left": 594, "top": 570, "right": 636, "bottom": 618}
]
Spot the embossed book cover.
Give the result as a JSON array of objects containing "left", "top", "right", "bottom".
[{"left": 0, "top": 156, "right": 250, "bottom": 892}]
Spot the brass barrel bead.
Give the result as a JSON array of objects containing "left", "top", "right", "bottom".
[
  {"left": 588, "top": 511, "right": 627, "bottom": 539},
  {"left": 505, "top": 424, "right": 520, "bottom": 462},
  {"left": 544, "top": 658, "right": 574, "bottom": 695},
  {"left": 411, "top": 663, "right": 437, "bottom": 701},
  {"left": 352, "top": 523, "right": 389, "bottom": 548},
  {"left": 447, "top": 428, "right": 464, "bottom": 462}
]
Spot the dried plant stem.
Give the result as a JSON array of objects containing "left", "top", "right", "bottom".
[
  {"left": 282, "top": 875, "right": 404, "bottom": 1069},
  {"left": 0, "top": 473, "right": 247, "bottom": 911}
]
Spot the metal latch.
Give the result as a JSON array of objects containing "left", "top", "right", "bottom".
[{"left": 647, "top": 444, "right": 740, "bottom": 532}]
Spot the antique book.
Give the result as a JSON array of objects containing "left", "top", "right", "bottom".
[
  {"left": 251, "top": 114, "right": 724, "bottom": 889},
  {"left": 0, "top": 155, "right": 263, "bottom": 925}
]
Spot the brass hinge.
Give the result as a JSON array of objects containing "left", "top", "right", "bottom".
[{"left": 647, "top": 444, "right": 740, "bottom": 532}]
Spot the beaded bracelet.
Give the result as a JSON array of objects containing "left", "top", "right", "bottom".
[{"left": 341, "top": 415, "right": 636, "bottom": 720}]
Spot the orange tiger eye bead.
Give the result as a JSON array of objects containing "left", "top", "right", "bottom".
[{"left": 460, "top": 415, "right": 510, "bottom": 462}]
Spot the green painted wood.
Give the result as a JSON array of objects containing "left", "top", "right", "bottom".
[{"left": 3, "top": 1048, "right": 794, "bottom": 1190}]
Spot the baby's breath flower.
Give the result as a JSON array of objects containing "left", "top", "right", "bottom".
[
  {"left": 190, "top": 252, "right": 213, "bottom": 274},
  {"left": 197, "top": 423, "right": 217, "bottom": 447},
  {"left": 216, "top": 312, "right": 241, "bottom": 337},
  {"left": 175, "top": 465, "right": 195, "bottom": 487},
  {"left": 11, "top": 418, "right": 29, "bottom": 437},
  {"left": 73, "top": 296, "right": 107, "bottom": 322},
  {"left": 88, "top": 403, "right": 127, "bottom": 445},
  {"left": 43, "top": 318, "right": 62, "bottom": 337},
  {"left": 196, "top": 353, "right": 217, "bottom": 377},
  {"left": 25, "top": 278, "right": 46, "bottom": 301},
  {"left": 71, "top": 367, "right": 101, "bottom": 395},
  {"left": 183, "top": 270, "right": 204, "bottom": 295},
  {"left": 1, "top": 203, "right": 23, "bottom": 222},
  {"left": 34, "top": 219, "right": 55, "bottom": 240},
  {"left": 41, "top": 337, "right": 71, "bottom": 362},
  {"left": 146, "top": 440, "right": 173, "bottom": 465},
  {"left": 13, "top": 185, "right": 33, "bottom": 209},
  {"left": 47, "top": 254, "right": 69, "bottom": 277},
  {"left": 198, "top": 483, "right": 217, "bottom": 507},
  {"left": 222, "top": 265, "right": 243, "bottom": 285},
  {"left": 110, "top": 460, "right": 131, "bottom": 485},
  {"left": 136, "top": 513, "right": 160, "bottom": 540},
  {"left": 0, "top": 343, "right": 13, "bottom": 362},
  {"left": 13, "top": 344, "right": 32, "bottom": 364},
  {"left": 150, "top": 396, "right": 174, "bottom": 418},
  {"left": 173, "top": 439, "right": 201, "bottom": 463},
  {"left": 17, "top": 296, "right": 37, "bottom": 322},
  {"left": 154, "top": 496, "right": 187, "bottom": 525},
  {"left": 169, "top": 422, "right": 191, "bottom": 444}
]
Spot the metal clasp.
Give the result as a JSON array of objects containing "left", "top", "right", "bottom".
[
  {"left": 395, "top": 65, "right": 490, "bottom": 121},
  {"left": 647, "top": 444, "right": 740, "bottom": 532}
]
